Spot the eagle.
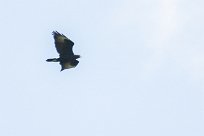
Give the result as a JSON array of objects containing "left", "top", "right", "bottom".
[{"left": 46, "top": 31, "right": 80, "bottom": 71}]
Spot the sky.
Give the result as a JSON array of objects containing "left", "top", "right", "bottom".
[{"left": 0, "top": 0, "right": 203, "bottom": 136}]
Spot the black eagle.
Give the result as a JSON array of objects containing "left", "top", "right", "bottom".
[{"left": 46, "top": 31, "right": 80, "bottom": 71}]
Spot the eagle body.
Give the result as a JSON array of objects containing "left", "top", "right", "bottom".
[{"left": 46, "top": 31, "right": 80, "bottom": 71}]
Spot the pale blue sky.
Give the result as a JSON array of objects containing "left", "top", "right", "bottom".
[{"left": 0, "top": 0, "right": 203, "bottom": 136}]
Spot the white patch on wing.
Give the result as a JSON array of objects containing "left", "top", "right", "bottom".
[
  {"left": 63, "top": 62, "right": 75, "bottom": 69},
  {"left": 57, "top": 36, "right": 67, "bottom": 43}
]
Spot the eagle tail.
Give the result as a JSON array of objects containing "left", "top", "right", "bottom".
[{"left": 46, "top": 58, "right": 59, "bottom": 62}]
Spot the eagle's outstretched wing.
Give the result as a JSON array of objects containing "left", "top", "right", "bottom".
[
  {"left": 52, "top": 31, "right": 74, "bottom": 58},
  {"left": 60, "top": 59, "right": 79, "bottom": 71}
]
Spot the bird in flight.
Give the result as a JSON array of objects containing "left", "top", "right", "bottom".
[{"left": 46, "top": 31, "right": 80, "bottom": 71}]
